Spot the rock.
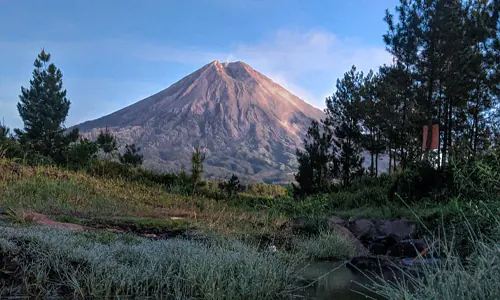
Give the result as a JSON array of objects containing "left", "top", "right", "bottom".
[
  {"left": 327, "top": 216, "right": 346, "bottom": 227},
  {"left": 25, "top": 212, "right": 88, "bottom": 231},
  {"left": 377, "top": 219, "right": 417, "bottom": 240},
  {"left": 268, "top": 245, "right": 278, "bottom": 253},
  {"left": 348, "top": 219, "right": 377, "bottom": 240},
  {"left": 279, "top": 217, "right": 325, "bottom": 235},
  {"left": 372, "top": 234, "right": 400, "bottom": 248},
  {"left": 388, "top": 239, "right": 428, "bottom": 258},
  {"left": 369, "top": 243, "right": 388, "bottom": 255},
  {"left": 330, "top": 223, "right": 369, "bottom": 256},
  {"left": 142, "top": 233, "right": 159, "bottom": 239}
]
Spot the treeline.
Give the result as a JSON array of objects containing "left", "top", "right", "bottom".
[{"left": 295, "top": 0, "right": 500, "bottom": 197}]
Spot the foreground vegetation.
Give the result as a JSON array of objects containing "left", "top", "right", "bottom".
[{"left": 0, "top": 225, "right": 298, "bottom": 300}]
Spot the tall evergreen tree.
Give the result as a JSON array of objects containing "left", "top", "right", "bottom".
[
  {"left": 384, "top": 0, "right": 500, "bottom": 166},
  {"left": 294, "top": 120, "right": 337, "bottom": 196},
  {"left": 190, "top": 145, "right": 206, "bottom": 190},
  {"left": 15, "top": 49, "right": 78, "bottom": 163},
  {"left": 96, "top": 127, "right": 118, "bottom": 158},
  {"left": 359, "top": 70, "right": 388, "bottom": 176},
  {"left": 325, "top": 66, "right": 365, "bottom": 187},
  {"left": 219, "top": 174, "right": 241, "bottom": 198}
]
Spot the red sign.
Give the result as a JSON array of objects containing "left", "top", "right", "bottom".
[{"left": 422, "top": 124, "right": 439, "bottom": 150}]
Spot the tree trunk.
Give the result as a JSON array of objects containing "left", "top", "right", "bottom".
[
  {"left": 437, "top": 82, "right": 443, "bottom": 168},
  {"left": 388, "top": 144, "right": 392, "bottom": 174},
  {"left": 442, "top": 100, "right": 449, "bottom": 167}
]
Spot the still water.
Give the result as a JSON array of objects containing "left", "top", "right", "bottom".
[{"left": 298, "top": 261, "right": 398, "bottom": 300}]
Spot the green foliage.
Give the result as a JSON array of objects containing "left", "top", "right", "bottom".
[
  {"left": 65, "top": 138, "right": 99, "bottom": 170},
  {"left": 85, "top": 159, "right": 177, "bottom": 187},
  {"left": 190, "top": 145, "right": 206, "bottom": 188},
  {"left": 14, "top": 49, "right": 78, "bottom": 164},
  {"left": 0, "top": 120, "right": 9, "bottom": 141},
  {"left": 325, "top": 65, "right": 365, "bottom": 187},
  {"left": 241, "top": 183, "right": 288, "bottom": 197},
  {"left": 294, "top": 120, "right": 337, "bottom": 197},
  {"left": 0, "top": 139, "right": 23, "bottom": 160},
  {"left": 294, "top": 230, "right": 360, "bottom": 261},
  {"left": 119, "top": 143, "right": 143, "bottom": 167},
  {"left": 452, "top": 150, "right": 500, "bottom": 201},
  {"left": 219, "top": 174, "right": 241, "bottom": 198},
  {"left": 96, "top": 127, "right": 118, "bottom": 158},
  {"left": 389, "top": 161, "right": 454, "bottom": 203}
]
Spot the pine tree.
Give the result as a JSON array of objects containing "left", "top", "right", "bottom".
[
  {"left": 219, "top": 174, "right": 241, "bottom": 198},
  {"left": 325, "top": 66, "right": 365, "bottom": 187},
  {"left": 294, "top": 120, "right": 337, "bottom": 196},
  {"left": 96, "top": 127, "right": 118, "bottom": 158},
  {"left": 190, "top": 145, "right": 206, "bottom": 191},
  {"left": 383, "top": 0, "right": 500, "bottom": 166},
  {"left": 359, "top": 70, "right": 389, "bottom": 176},
  {"left": 119, "top": 144, "right": 144, "bottom": 167},
  {"left": 15, "top": 49, "right": 78, "bottom": 163}
]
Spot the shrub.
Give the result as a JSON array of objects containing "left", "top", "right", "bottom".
[
  {"left": 85, "top": 160, "right": 177, "bottom": 187},
  {"left": 389, "top": 161, "right": 453, "bottom": 203},
  {"left": 219, "top": 174, "right": 241, "bottom": 198},
  {"left": 241, "top": 183, "right": 288, "bottom": 197},
  {"left": 65, "top": 138, "right": 99, "bottom": 170}
]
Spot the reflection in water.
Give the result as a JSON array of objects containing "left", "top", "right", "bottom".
[{"left": 298, "top": 261, "right": 399, "bottom": 300}]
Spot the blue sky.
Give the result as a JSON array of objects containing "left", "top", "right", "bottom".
[{"left": 0, "top": 0, "right": 398, "bottom": 129}]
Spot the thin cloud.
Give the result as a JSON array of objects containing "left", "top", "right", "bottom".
[
  {"left": 228, "top": 29, "right": 392, "bottom": 106},
  {"left": 0, "top": 29, "right": 391, "bottom": 127}
]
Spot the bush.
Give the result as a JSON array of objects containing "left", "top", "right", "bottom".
[
  {"left": 389, "top": 161, "right": 453, "bottom": 203},
  {"left": 328, "top": 185, "right": 389, "bottom": 209},
  {"left": 241, "top": 183, "right": 288, "bottom": 197},
  {"left": 452, "top": 151, "right": 500, "bottom": 201},
  {"left": 85, "top": 160, "right": 177, "bottom": 187}
]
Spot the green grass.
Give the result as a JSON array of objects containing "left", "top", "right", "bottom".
[
  {"left": 111, "top": 217, "right": 196, "bottom": 231},
  {"left": 293, "top": 230, "right": 360, "bottom": 261},
  {"left": 0, "top": 161, "right": 287, "bottom": 236},
  {"left": 0, "top": 225, "right": 301, "bottom": 299}
]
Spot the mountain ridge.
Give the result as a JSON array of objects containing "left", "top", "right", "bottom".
[{"left": 73, "top": 60, "right": 325, "bottom": 183}]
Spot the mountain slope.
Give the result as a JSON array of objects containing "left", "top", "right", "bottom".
[{"left": 74, "top": 60, "right": 326, "bottom": 182}]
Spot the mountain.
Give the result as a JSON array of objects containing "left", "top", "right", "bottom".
[{"left": 74, "top": 60, "right": 326, "bottom": 183}]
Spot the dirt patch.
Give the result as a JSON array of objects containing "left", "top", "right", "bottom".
[
  {"left": 4, "top": 212, "right": 198, "bottom": 241},
  {"left": 85, "top": 218, "right": 190, "bottom": 239},
  {"left": 24, "top": 212, "right": 89, "bottom": 231}
]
